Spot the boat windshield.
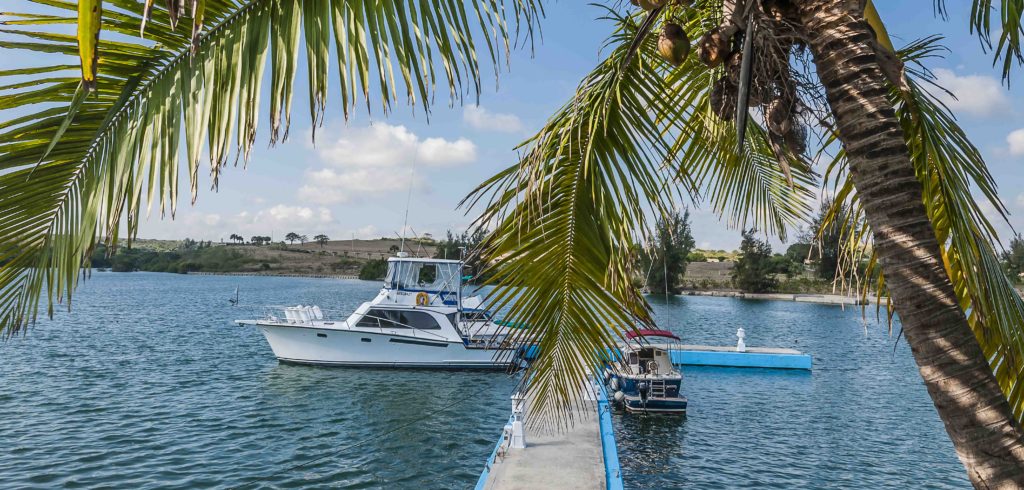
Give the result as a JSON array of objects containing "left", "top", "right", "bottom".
[{"left": 386, "top": 260, "right": 461, "bottom": 293}]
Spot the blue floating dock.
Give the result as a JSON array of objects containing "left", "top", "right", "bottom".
[
  {"left": 669, "top": 345, "right": 812, "bottom": 370},
  {"left": 519, "top": 344, "right": 812, "bottom": 371}
]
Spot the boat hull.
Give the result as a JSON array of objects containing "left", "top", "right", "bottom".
[
  {"left": 622, "top": 396, "right": 688, "bottom": 414},
  {"left": 256, "top": 323, "right": 515, "bottom": 369},
  {"left": 607, "top": 372, "right": 688, "bottom": 414}
]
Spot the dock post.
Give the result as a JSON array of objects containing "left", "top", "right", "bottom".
[{"left": 510, "top": 393, "right": 526, "bottom": 449}]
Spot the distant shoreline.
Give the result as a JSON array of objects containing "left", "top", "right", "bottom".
[
  {"left": 677, "top": 289, "right": 884, "bottom": 306},
  {"left": 95, "top": 269, "right": 363, "bottom": 281}
]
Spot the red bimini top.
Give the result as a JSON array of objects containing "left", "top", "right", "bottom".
[{"left": 625, "top": 329, "right": 680, "bottom": 341}]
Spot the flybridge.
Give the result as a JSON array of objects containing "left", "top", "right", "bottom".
[{"left": 383, "top": 257, "right": 464, "bottom": 307}]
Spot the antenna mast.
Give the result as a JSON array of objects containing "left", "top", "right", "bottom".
[{"left": 399, "top": 152, "right": 419, "bottom": 254}]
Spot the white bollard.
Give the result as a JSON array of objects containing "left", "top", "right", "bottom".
[
  {"left": 510, "top": 393, "right": 527, "bottom": 449},
  {"left": 736, "top": 327, "right": 747, "bottom": 352}
]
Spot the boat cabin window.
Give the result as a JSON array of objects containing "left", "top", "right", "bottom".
[
  {"left": 356, "top": 309, "right": 441, "bottom": 330},
  {"left": 627, "top": 352, "right": 639, "bottom": 365},
  {"left": 462, "top": 311, "right": 490, "bottom": 322},
  {"left": 386, "top": 260, "right": 461, "bottom": 293}
]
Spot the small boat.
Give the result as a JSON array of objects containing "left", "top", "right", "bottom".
[
  {"left": 236, "top": 255, "right": 519, "bottom": 369},
  {"left": 604, "top": 329, "right": 687, "bottom": 414}
]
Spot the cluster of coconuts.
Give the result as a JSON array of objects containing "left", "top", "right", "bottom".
[
  {"left": 696, "top": 7, "right": 805, "bottom": 156},
  {"left": 632, "top": 0, "right": 806, "bottom": 156}
]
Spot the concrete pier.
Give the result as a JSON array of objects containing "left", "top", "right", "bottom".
[{"left": 477, "top": 384, "right": 622, "bottom": 490}]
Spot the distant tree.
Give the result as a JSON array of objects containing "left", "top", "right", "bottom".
[
  {"left": 284, "top": 232, "right": 301, "bottom": 244},
  {"left": 359, "top": 259, "right": 388, "bottom": 281},
  {"left": 732, "top": 230, "right": 778, "bottom": 293},
  {"left": 299, "top": 234, "right": 308, "bottom": 244},
  {"left": 786, "top": 242, "right": 813, "bottom": 265},
  {"left": 686, "top": 251, "right": 707, "bottom": 262},
  {"left": 1002, "top": 234, "right": 1024, "bottom": 283},
  {"left": 250, "top": 235, "right": 264, "bottom": 246},
  {"left": 228, "top": 233, "right": 243, "bottom": 244},
  {"left": 769, "top": 254, "right": 799, "bottom": 278},
  {"left": 641, "top": 209, "right": 695, "bottom": 295},
  {"left": 314, "top": 234, "right": 330, "bottom": 248},
  {"left": 433, "top": 229, "right": 489, "bottom": 279},
  {"left": 389, "top": 244, "right": 400, "bottom": 253},
  {"left": 807, "top": 199, "right": 852, "bottom": 280}
]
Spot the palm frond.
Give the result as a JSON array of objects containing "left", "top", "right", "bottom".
[
  {"left": 463, "top": 6, "right": 814, "bottom": 428},
  {"left": 824, "top": 35, "right": 1024, "bottom": 422},
  {"left": 935, "top": 0, "right": 1024, "bottom": 82},
  {"left": 0, "top": 0, "right": 542, "bottom": 336}
]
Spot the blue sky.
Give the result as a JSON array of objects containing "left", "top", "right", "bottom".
[{"left": 3, "top": 2, "right": 1023, "bottom": 251}]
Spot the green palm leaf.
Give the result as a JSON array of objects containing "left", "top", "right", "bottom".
[
  {"left": 464, "top": 6, "right": 813, "bottom": 427},
  {"left": 0, "top": 0, "right": 542, "bottom": 335},
  {"left": 823, "top": 35, "right": 1024, "bottom": 422}
]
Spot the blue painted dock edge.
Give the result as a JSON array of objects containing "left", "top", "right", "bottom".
[
  {"left": 597, "top": 382, "right": 625, "bottom": 490},
  {"left": 475, "top": 414, "right": 514, "bottom": 490},
  {"left": 475, "top": 386, "right": 624, "bottom": 490},
  {"left": 671, "top": 350, "right": 812, "bottom": 370}
]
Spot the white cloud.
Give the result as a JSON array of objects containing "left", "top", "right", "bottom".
[
  {"left": 1007, "top": 128, "right": 1024, "bottom": 156},
  {"left": 315, "top": 123, "right": 476, "bottom": 168},
  {"left": 260, "top": 204, "right": 333, "bottom": 224},
  {"left": 297, "top": 168, "right": 422, "bottom": 205},
  {"left": 1017, "top": 193, "right": 1024, "bottom": 208},
  {"left": 463, "top": 105, "right": 524, "bottom": 133},
  {"left": 932, "top": 68, "right": 1009, "bottom": 117},
  {"left": 299, "top": 123, "right": 475, "bottom": 204}
]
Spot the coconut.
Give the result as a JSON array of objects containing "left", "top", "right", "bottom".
[
  {"left": 657, "top": 23, "right": 690, "bottom": 66},
  {"left": 710, "top": 76, "right": 737, "bottom": 122},
  {"left": 761, "top": 0, "right": 798, "bottom": 21},
  {"left": 697, "top": 28, "right": 731, "bottom": 68},
  {"left": 766, "top": 97, "right": 793, "bottom": 136},
  {"left": 784, "top": 123, "right": 807, "bottom": 155},
  {"left": 637, "top": 0, "right": 667, "bottom": 10}
]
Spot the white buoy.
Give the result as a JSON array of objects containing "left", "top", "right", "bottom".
[
  {"left": 614, "top": 391, "right": 625, "bottom": 403},
  {"left": 736, "top": 327, "right": 747, "bottom": 353}
]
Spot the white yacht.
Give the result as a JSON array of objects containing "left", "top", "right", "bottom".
[{"left": 236, "top": 256, "right": 519, "bottom": 369}]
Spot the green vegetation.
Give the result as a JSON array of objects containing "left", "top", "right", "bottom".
[
  {"left": 731, "top": 231, "right": 778, "bottom": 293},
  {"left": 433, "top": 229, "right": 488, "bottom": 281},
  {"left": 90, "top": 243, "right": 255, "bottom": 274},
  {"left": 640, "top": 209, "right": 695, "bottom": 295},
  {"left": 1002, "top": 235, "right": 1024, "bottom": 284},
  {"left": 358, "top": 259, "right": 388, "bottom": 281}
]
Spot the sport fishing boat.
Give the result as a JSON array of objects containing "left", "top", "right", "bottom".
[
  {"left": 604, "top": 329, "right": 688, "bottom": 413},
  {"left": 236, "top": 255, "right": 519, "bottom": 369}
]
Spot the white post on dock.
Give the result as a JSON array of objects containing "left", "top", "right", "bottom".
[
  {"left": 736, "top": 327, "right": 747, "bottom": 353},
  {"left": 510, "top": 393, "right": 527, "bottom": 449}
]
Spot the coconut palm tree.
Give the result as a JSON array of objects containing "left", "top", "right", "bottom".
[{"left": 1, "top": 0, "right": 1024, "bottom": 485}]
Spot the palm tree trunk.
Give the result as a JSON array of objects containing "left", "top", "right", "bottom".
[{"left": 795, "top": 1, "right": 1024, "bottom": 486}]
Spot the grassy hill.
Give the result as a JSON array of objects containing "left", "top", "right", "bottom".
[{"left": 95, "top": 238, "right": 438, "bottom": 277}]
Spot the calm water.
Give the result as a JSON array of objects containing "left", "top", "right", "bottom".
[
  {"left": 618, "top": 294, "right": 969, "bottom": 488},
  {"left": 0, "top": 273, "right": 969, "bottom": 488}
]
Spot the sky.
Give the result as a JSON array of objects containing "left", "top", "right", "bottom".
[{"left": 3, "top": 2, "right": 1023, "bottom": 252}]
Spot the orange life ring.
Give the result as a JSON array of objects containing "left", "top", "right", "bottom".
[{"left": 415, "top": 292, "right": 429, "bottom": 306}]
